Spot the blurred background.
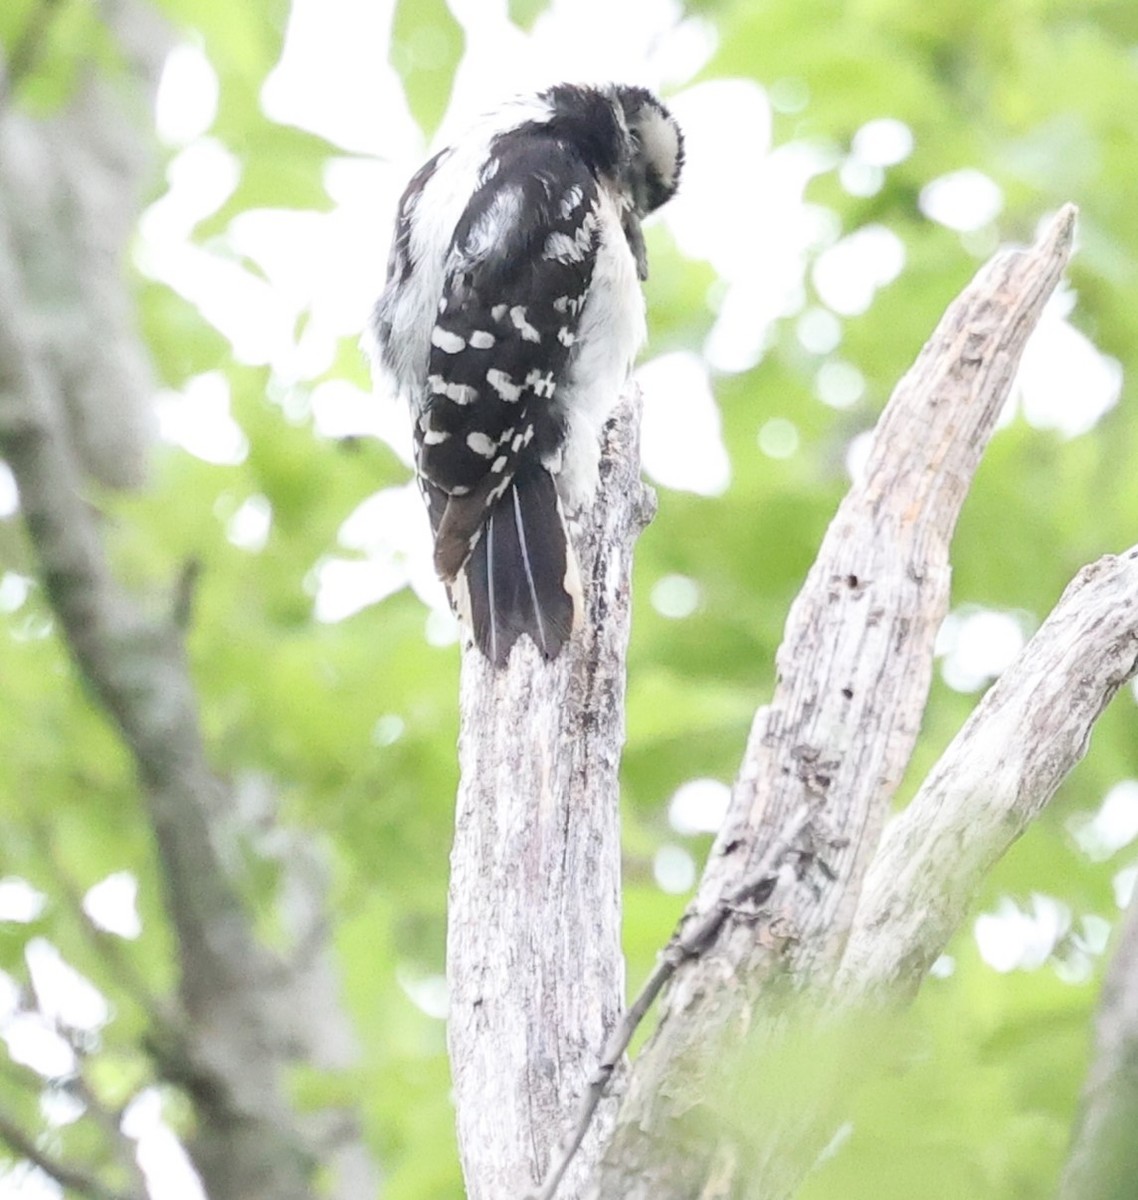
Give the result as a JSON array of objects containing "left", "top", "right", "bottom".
[{"left": 1, "top": 0, "right": 1137, "bottom": 1195}]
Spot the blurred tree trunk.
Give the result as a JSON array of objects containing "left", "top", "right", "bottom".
[
  {"left": 1059, "top": 897, "right": 1138, "bottom": 1200},
  {"left": 0, "top": 7, "right": 376, "bottom": 1199}
]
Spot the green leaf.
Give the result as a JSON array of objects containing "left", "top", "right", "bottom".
[
  {"left": 193, "top": 127, "right": 342, "bottom": 240},
  {"left": 390, "top": 0, "right": 464, "bottom": 138},
  {"left": 507, "top": 0, "right": 547, "bottom": 31},
  {"left": 138, "top": 282, "right": 231, "bottom": 387},
  {"left": 3, "top": 0, "right": 115, "bottom": 113}
]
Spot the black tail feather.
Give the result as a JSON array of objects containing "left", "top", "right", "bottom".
[{"left": 463, "top": 464, "right": 579, "bottom": 666}]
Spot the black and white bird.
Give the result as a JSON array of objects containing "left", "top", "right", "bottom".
[{"left": 369, "top": 83, "right": 683, "bottom": 665}]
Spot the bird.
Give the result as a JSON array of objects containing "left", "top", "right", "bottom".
[{"left": 369, "top": 83, "right": 683, "bottom": 666}]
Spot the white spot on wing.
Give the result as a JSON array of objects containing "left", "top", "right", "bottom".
[
  {"left": 486, "top": 369, "right": 522, "bottom": 402},
  {"left": 469, "top": 330, "right": 496, "bottom": 349},
  {"left": 466, "top": 431, "right": 497, "bottom": 457},
  {"left": 423, "top": 428, "right": 450, "bottom": 445},
  {"left": 428, "top": 375, "right": 477, "bottom": 404},
  {"left": 431, "top": 327, "right": 466, "bottom": 353},
  {"left": 510, "top": 306, "right": 542, "bottom": 343},
  {"left": 525, "top": 369, "right": 556, "bottom": 399}
]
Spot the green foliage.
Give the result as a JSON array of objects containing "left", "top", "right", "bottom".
[
  {"left": 1, "top": 0, "right": 120, "bottom": 112},
  {"left": 507, "top": 0, "right": 545, "bottom": 33},
  {"left": 390, "top": 0, "right": 464, "bottom": 138},
  {"left": 155, "top": 0, "right": 290, "bottom": 126},
  {"left": 194, "top": 125, "right": 340, "bottom": 237},
  {"left": 1, "top": 0, "right": 1137, "bottom": 1195}
]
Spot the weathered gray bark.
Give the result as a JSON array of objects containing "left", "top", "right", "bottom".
[
  {"left": 0, "top": 7, "right": 375, "bottom": 1199},
  {"left": 587, "top": 207, "right": 1078, "bottom": 1200},
  {"left": 841, "top": 545, "right": 1138, "bottom": 999},
  {"left": 448, "top": 394, "right": 652, "bottom": 1200},
  {"left": 1058, "top": 869, "right": 1138, "bottom": 1199}
]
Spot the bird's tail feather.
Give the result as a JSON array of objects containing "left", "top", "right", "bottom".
[{"left": 461, "top": 463, "right": 581, "bottom": 666}]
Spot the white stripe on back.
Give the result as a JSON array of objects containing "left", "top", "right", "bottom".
[
  {"left": 512, "top": 485, "right": 547, "bottom": 654},
  {"left": 486, "top": 510, "right": 498, "bottom": 663}
]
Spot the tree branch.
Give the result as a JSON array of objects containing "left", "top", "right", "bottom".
[
  {"left": 840, "top": 545, "right": 1138, "bottom": 998},
  {"left": 448, "top": 391, "right": 653, "bottom": 1200},
  {"left": 536, "top": 810, "right": 811, "bottom": 1200},
  {"left": 1058, "top": 886, "right": 1138, "bottom": 1199},
  {"left": 30, "top": 817, "right": 175, "bottom": 1031},
  {"left": 589, "top": 206, "right": 1077, "bottom": 1199},
  {"left": 0, "top": 1105, "right": 140, "bottom": 1200}
]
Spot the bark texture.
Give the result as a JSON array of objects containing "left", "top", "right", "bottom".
[
  {"left": 841, "top": 545, "right": 1138, "bottom": 999},
  {"left": 448, "top": 394, "right": 652, "bottom": 1200},
  {"left": 589, "top": 206, "right": 1077, "bottom": 1200}
]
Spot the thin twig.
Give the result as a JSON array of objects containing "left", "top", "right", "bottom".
[
  {"left": 171, "top": 557, "right": 203, "bottom": 631},
  {"left": 0, "top": 1105, "right": 142, "bottom": 1200},
  {"left": 18, "top": 942, "right": 148, "bottom": 1195},
  {"left": 70, "top": 1071, "right": 151, "bottom": 1200},
  {"left": 533, "top": 808, "right": 811, "bottom": 1200},
  {"left": 29, "top": 817, "right": 174, "bottom": 1029}
]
